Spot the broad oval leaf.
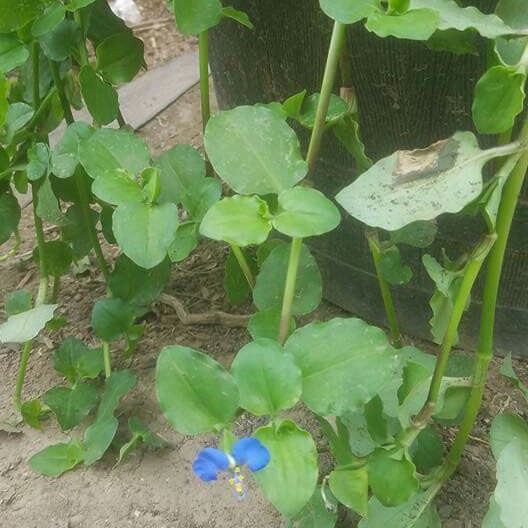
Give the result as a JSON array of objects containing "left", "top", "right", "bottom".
[
  {"left": 0, "top": 192, "right": 21, "bottom": 244},
  {"left": 272, "top": 187, "right": 341, "bottom": 238},
  {"left": 248, "top": 308, "right": 296, "bottom": 341},
  {"left": 284, "top": 318, "right": 400, "bottom": 415},
  {"left": 205, "top": 105, "right": 308, "bottom": 195},
  {"left": 0, "top": 0, "right": 45, "bottom": 33},
  {"left": 38, "top": 19, "right": 81, "bottom": 61},
  {"left": 490, "top": 412, "right": 528, "bottom": 459},
  {"left": 31, "top": 1, "right": 65, "bottom": 38},
  {"left": 200, "top": 195, "right": 272, "bottom": 246},
  {"left": 231, "top": 339, "right": 302, "bottom": 415},
  {"left": 472, "top": 65, "right": 526, "bottom": 134},
  {"left": 113, "top": 201, "right": 179, "bottom": 269},
  {"left": 336, "top": 132, "right": 489, "bottom": 231},
  {"left": 253, "top": 242, "right": 322, "bottom": 316},
  {"left": 319, "top": 0, "right": 378, "bottom": 24},
  {"left": 51, "top": 121, "right": 94, "bottom": 179},
  {"left": 173, "top": 0, "right": 223, "bottom": 35},
  {"left": 53, "top": 337, "right": 104, "bottom": 383},
  {"left": 156, "top": 345, "right": 239, "bottom": 435},
  {"left": 79, "top": 64, "right": 119, "bottom": 126},
  {"left": 0, "top": 34, "right": 29, "bottom": 73},
  {"left": 329, "top": 467, "right": 368, "bottom": 517},
  {"left": 92, "top": 168, "right": 144, "bottom": 206},
  {"left": 79, "top": 128, "right": 150, "bottom": 180},
  {"left": 28, "top": 439, "right": 84, "bottom": 478},
  {"left": 254, "top": 420, "right": 318, "bottom": 518},
  {"left": 96, "top": 32, "right": 144, "bottom": 84},
  {"left": 91, "top": 297, "right": 135, "bottom": 342},
  {"left": 0, "top": 304, "right": 57, "bottom": 343},
  {"left": 365, "top": 9, "right": 440, "bottom": 41}
]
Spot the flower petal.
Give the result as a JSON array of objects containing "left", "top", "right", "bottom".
[
  {"left": 232, "top": 437, "right": 270, "bottom": 472},
  {"left": 192, "top": 448, "right": 230, "bottom": 481}
]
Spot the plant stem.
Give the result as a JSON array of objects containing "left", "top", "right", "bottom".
[
  {"left": 32, "top": 42, "right": 40, "bottom": 108},
  {"left": 278, "top": 237, "right": 302, "bottom": 344},
  {"left": 51, "top": 275, "right": 61, "bottom": 303},
  {"left": 366, "top": 230, "right": 402, "bottom": 348},
  {"left": 31, "top": 183, "right": 49, "bottom": 306},
  {"left": 13, "top": 341, "right": 33, "bottom": 411},
  {"left": 117, "top": 109, "right": 127, "bottom": 128},
  {"left": 445, "top": 121, "right": 528, "bottom": 473},
  {"left": 103, "top": 342, "right": 112, "bottom": 378},
  {"left": 0, "top": 229, "right": 21, "bottom": 262},
  {"left": 50, "top": 60, "right": 110, "bottom": 281},
  {"left": 74, "top": 10, "right": 89, "bottom": 66},
  {"left": 199, "top": 30, "right": 210, "bottom": 133},
  {"left": 306, "top": 21, "right": 346, "bottom": 170},
  {"left": 230, "top": 244, "right": 255, "bottom": 289}
]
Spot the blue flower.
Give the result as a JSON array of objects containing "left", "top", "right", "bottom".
[{"left": 192, "top": 437, "right": 270, "bottom": 499}]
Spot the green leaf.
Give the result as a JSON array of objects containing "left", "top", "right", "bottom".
[
  {"left": 173, "top": 0, "right": 223, "bottom": 35},
  {"left": 408, "top": 426, "right": 444, "bottom": 473},
  {"left": 39, "top": 19, "right": 81, "bottom": 61},
  {"left": 411, "top": 0, "right": 515, "bottom": 38},
  {"left": 44, "top": 384, "right": 99, "bottom": 431},
  {"left": 28, "top": 439, "right": 84, "bottom": 478},
  {"left": 231, "top": 339, "right": 302, "bottom": 415},
  {"left": 495, "top": 0, "right": 528, "bottom": 66},
  {"left": 329, "top": 467, "right": 368, "bottom": 517},
  {"left": 79, "top": 64, "right": 119, "bottom": 125},
  {"left": 0, "top": 34, "right": 29, "bottom": 73},
  {"left": 91, "top": 297, "right": 135, "bottom": 342},
  {"left": 365, "top": 9, "right": 440, "bottom": 41},
  {"left": 284, "top": 318, "right": 400, "bottom": 415},
  {"left": 21, "top": 398, "right": 45, "bottom": 429},
  {"left": 368, "top": 449, "right": 419, "bottom": 507},
  {"left": 109, "top": 255, "right": 170, "bottom": 312},
  {"left": 472, "top": 66, "right": 526, "bottom": 134},
  {"left": 168, "top": 222, "right": 199, "bottom": 263},
  {"left": 336, "top": 132, "right": 492, "bottom": 231},
  {"left": 51, "top": 122, "right": 94, "bottom": 179},
  {"left": 2, "top": 102, "right": 33, "bottom": 143},
  {"left": 0, "top": 304, "right": 57, "bottom": 343},
  {"left": 390, "top": 221, "right": 437, "bottom": 249},
  {"left": 66, "top": 0, "right": 96, "bottom": 11},
  {"left": 27, "top": 143, "right": 49, "bottom": 181},
  {"left": 113, "top": 201, "right": 179, "bottom": 269},
  {"left": 500, "top": 353, "right": 528, "bottom": 400},
  {"left": 62, "top": 204, "right": 98, "bottom": 258},
  {"left": 5, "top": 289, "right": 32, "bottom": 315},
  {"left": 222, "top": 7, "right": 254, "bottom": 29},
  {"left": 359, "top": 494, "right": 441, "bottom": 528},
  {"left": 334, "top": 115, "right": 372, "bottom": 174},
  {"left": 116, "top": 417, "right": 167, "bottom": 466},
  {"left": 79, "top": 127, "right": 150, "bottom": 180},
  {"left": 272, "top": 187, "right": 341, "bottom": 238},
  {"left": 33, "top": 240, "right": 72, "bottom": 277},
  {"left": 291, "top": 486, "right": 337, "bottom": 528},
  {"left": 140, "top": 167, "right": 160, "bottom": 203},
  {"left": 0, "top": 76, "right": 7, "bottom": 127},
  {"left": 283, "top": 90, "right": 307, "bottom": 119},
  {"left": 31, "top": 1, "right": 65, "bottom": 38},
  {"left": 200, "top": 195, "right": 272, "bottom": 246},
  {"left": 53, "top": 337, "right": 104, "bottom": 383},
  {"left": 494, "top": 438, "right": 528, "bottom": 527},
  {"left": 253, "top": 242, "right": 322, "bottom": 316},
  {"left": 482, "top": 497, "right": 507, "bottom": 528},
  {"left": 91, "top": 168, "right": 144, "bottom": 206},
  {"left": 319, "top": 0, "right": 378, "bottom": 24},
  {"left": 0, "top": 0, "right": 45, "bottom": 33},
  {"left": 96, "top": 32, "right": 144, "bottom": 84},
  {"left": 83, "top": 369, "right": 137, "bottom": 464},
  {"left": 36, "top": 176, "right": 63, "bottom": 224},
  {"left": 205, "top": 105, "right": 308, "bottom": 195},
  {"left": 490, "top": 412, "right": 528, "bottom": 459},
  {"left": 426, "top": 28, "right": 478, "bottom": 55},
  {"left": 248, "top": 309, "right": 296, "bottom": 341},
  {"left": 185, "top": 177, "right": 221, "bottom": 221},
  {"left": 379, "top": 246, "right": 413, "bottom": 285},
  {"left": 223, "top": 247, "right": 256, "bottom": 305},
  {"left": 155, "top": 144, "right": 206, "bottom": 206},
  {"left": 254, "top": 420, "right": 318, "bottom": 518},
  {"left": 0, "top": 193, "right": 21, "bottom": 245},
  {"left": 156, "top": 345, "right": 239, "bottom": 435},
  {"left": 298, "top": 93, "right": 348, "bottom": 128}
]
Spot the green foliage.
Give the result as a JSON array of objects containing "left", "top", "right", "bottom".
[
  {"left": 79, "top": 65, "right": 119, "bottom": 125},
  {"left": 329, "top": 467, "right": 368, "bottom": 516},
  {"left": 254, "top": 242, "right": 322, "bottom": 315},
  {"left": 290, "top": 486, "right": 337, "bottom": 528},
  {"left": 95, "top": 32, "right": 144, "bottom": 84},
  {"left": 116, "top": 417, "right": 167, "bottom": 466},
  {"left": 223, "top": 247, "right": 256, "bottom": 305},
  {"left": 499, "top": 353, "right": 528, "bottom": 400},
  {"left": 0, "top": 0, "right": 45, "bottom": 33},
  {"left": 379, "top": 246, "right": 413, "bottom": 286},
  {"left": 254, "top": 420, "right": 318, "bottom": 518},
  {"left": 0, "top": 34, "right": 30, "bottom": 73},
  {"left": 53, "top": 337, "right": 105, "bottom": 384},
  {"left": 0, "top": 192, "right": 21, "bottom": 244},
  {"left": 0, "top": 304, "right": 57, "bottom": 343},
  {"left": 5, "top": 289, "right": 33, "bottom": 315},
  {"left": 91, "top": 297, "right": 135, "bottom": 342},
  {"left": 205, "top": 105, "right": 308, "bottom": 195},
  {"left": 231, "top": 339, "right": 302, "bottom": 415},
  {"left": 173, "top": 0, "right": 223, "bottom": 35},
  {"left": 248, "top": 308, "right": 296, "bottom": 341},
  {"left": 156, "top": 345, "right": 239, "bottom": 434},
  {"left": 28, "top": 439, "right": 84, "bottom": 478},
  {"left": 31, "top": 2, "right": 65, "bottom": 38}
]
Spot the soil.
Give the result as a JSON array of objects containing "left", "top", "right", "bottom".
[{"left": 1, "top": 1, "right": 527, "bottom": 527}]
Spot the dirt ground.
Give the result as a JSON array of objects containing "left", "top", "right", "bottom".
[{"left": 1, "top": 1, "right": 527, "bottom": 527}]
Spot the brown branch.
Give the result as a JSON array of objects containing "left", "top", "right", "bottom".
[{"left": 159, "top": 293, "right": 250, "bottom": 328}]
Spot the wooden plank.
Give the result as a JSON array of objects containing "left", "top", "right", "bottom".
[{"left": 49, "top": 51, "right": 200, "bottom": 145}]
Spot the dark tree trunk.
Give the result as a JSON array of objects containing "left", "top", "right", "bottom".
[{"left": 209, "top": 0, "right": 528, "bottom": 356}]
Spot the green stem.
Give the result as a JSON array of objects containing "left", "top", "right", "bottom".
[
  {"left": 117, "top": 109, "right": 127, "bottom": 128},
  {"left": 32, "top": 42, "right": 40, "bottom": 108},
  {"left": 103, "top": 342, "right": 112, "bottom": 378},
  {"left": 50, "top": 60, "right": 110, "bottom": 281},
  {"left": 74, "top": 10, "right": 89, "bottom": 67},
  {"left": 445, "top": 122, "right": 528, "bottom": 472},
  {"left": 366, "top": 231, "right": 402, "bottom": 348},
  {"left": 0, "top": 229, "right": 21, "bottom": 262},
  {"left": 51, "top": 274, "right": 61, "bottom": 303},
  {"left": 13, "top": 341, "right": 33, "bottom": 411},
  {"left": 306, "top": 21, "right": 346, "bottom": 170},
  {"left": 199, "top": 30, "right": 211, "bottom": 133},
  {"left": 278, "top": 237, "right": 302, "bottom": 344},
  {"left": 31, "top": 188, "right": 49, "bottom": 306},
  {"left": 230, "top": 244, "right": 255, "bottom": 289}
]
